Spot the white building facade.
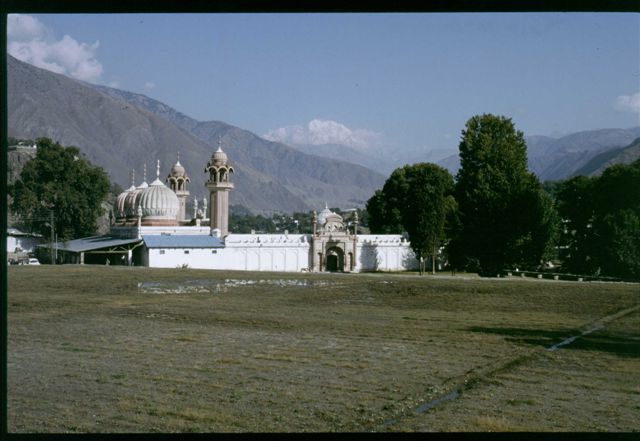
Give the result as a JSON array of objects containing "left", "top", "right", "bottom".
[{"left": 55, "top": 143, "right": 418, "bottom": 272}]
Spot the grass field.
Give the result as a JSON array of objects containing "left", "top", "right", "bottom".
[{"left": 7, "top": 265, "right": 640, "bottom": 432}]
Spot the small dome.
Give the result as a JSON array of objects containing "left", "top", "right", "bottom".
[
  {"left": 170, "top": 160, "right": 186, "bottom": 178},
  {"left": 317, "top": 205, "right": 333, "bottom": 226},
  {"left": 138, "top": 178, "right": 179, "bottom": 220},
  {"left": 212, "top": 147, "right": 228, "bottom": 166}
]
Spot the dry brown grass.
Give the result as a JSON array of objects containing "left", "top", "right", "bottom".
[{"left": 7, "top": 265, "right": 639, "bottom": 432}]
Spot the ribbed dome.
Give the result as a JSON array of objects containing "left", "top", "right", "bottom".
[
  {"left": 124, "top": 190, "right": 140, "bottom": 218},
  {"left": 124, "top": 182, "right": 148, "bottom": 218},
  {"left": 114, "top": 188, "right": 132, "bottom": 219},
  {"left": 138, "top": 178, "right": 179, "bottom": 220}
]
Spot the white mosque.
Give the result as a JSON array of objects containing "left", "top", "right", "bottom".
[{"left": 54, "top": 142, "right": 418, "bottom": 272}]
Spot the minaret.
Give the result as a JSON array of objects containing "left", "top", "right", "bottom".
[
  {"left": 205, "top": 137, "right": 234, "bottom": 236},
  {"left": 167, "top": 152, "right": 190, "bottom": 222}
]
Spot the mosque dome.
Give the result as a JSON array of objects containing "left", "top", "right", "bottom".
[
  {"left": 114, "top": 187, "right": 133, "bottom": 220},
  {"left": 138, "top": 177, "right": 180, "bottom": 221},
  {"left": 124, "top": 181, "right": 148, "bottom": 218}
]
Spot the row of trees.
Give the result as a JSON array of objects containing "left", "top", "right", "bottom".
[
  {"left": 10, "top": 126, "right": 638, "bottom": 279},
  {"left": 367, "top": 114, "right": 639, "bottom": 279},
  {"left": 229, "top": 206, "right": 368, "bottom": 234},
  {"left": 552, "top": 161, "right": 640, "bottom": 278}
]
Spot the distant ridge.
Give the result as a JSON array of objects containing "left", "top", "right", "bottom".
[
  {"left": 437, "top": 127, "right": 640, "bottom": 180},
  {"left": 573, "top": 137, "right": 640, "bottom": 177},
  {"left": 8, "top": 55, "right": 385, "bottom": 214}
]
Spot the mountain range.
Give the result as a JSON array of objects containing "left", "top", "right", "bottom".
[
  {"left": 7, "top": 55, "right": 384, "bottom": 214},
  {"left": 8, "top": 53, "right": 639, "bottom": 217}
]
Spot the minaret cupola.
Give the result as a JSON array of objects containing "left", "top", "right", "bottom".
[
  {"left": 167, "top": 152, "right": 191, "bottom": 222},
  {"left": 205, "top": 137, "right": 234, "bottom": 237}
]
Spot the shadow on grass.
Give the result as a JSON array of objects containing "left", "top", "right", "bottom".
[{"left": 467, "top": 326, "right": 640, "bottom": 358}]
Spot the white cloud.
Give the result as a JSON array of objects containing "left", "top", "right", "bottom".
[
  {"left": 615, "top": 93, "right": 640, "bottom": 114},
  {"left": 144, "top": 81, "right": 156, "bottom": 90},
  {"left": 7, "top": 13, "right": 48, "bottom": 41},
  {"left": 263, "top": 118, "right": 381, "bottom": 150},
  {"left": 7, "top": 13, "right": 103, "bottom": 83}
]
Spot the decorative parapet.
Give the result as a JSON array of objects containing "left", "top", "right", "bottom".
[{"left": 225, "top": 234, "right": 311, "bottom": 247}]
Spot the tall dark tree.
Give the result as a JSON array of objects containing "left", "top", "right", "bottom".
[
  {"left": 366, "top": 163, "right": 455, "bottom": 274},
  {"left": 9, "top": 138, "right": 110, "bottom": 241},
  {"left": 452, "top": 114, "right": 558, "bottom": 275}
]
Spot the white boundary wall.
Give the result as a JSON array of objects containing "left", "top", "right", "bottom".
[
  {"left": 356, "top": 235, "right": 418, "bottom": 272},
  {"left": 143, "top": 233, "right": 417, "bottom": 272},
  {"left": 145, "top": 234, "right": 311, "bottom": 271}
]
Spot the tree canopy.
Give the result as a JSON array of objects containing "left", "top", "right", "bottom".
[
  {"left": 366, "top": 162, "right": 455, "bottom": 273},
  {"left": 553, "top": 160, "right": 640, "bottom": 278},
  {"left": 9, "top": 138, "right": 111, "bottom": 241},
  {"left": 451, "top": 114, "right": 558, "bottom": 275}
]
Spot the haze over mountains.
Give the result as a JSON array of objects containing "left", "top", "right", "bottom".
[{"left": 7, "top": 55, "right": 384, "bottom": 214}]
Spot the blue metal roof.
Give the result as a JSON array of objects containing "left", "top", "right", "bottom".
[
  {"left": 142, "top": 235, "right": 224, "bottom": 249},
  {"left": 48, "top": 235, "right": 142, "bottom": 253}
]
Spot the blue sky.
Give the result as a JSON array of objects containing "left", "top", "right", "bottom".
[{"left": 7, "top": 12, "right": 640, "bottom": 156}]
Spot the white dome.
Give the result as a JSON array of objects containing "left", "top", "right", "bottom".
[
  {"left": 138, "top": 178, "right": 180, "bottom": 220},
  {"left": 114, "top": 189, "right": 131, "bottom": 220},
  {"left": 124, "top": 187, "right": 144, "bottom": 218}
]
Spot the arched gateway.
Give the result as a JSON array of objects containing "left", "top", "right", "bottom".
[
  {"left": 325, "top": 246, "right": 345, "bottom": 272},
  {"left": 310, "top": 205, "right": 358, "bottom": 272}
]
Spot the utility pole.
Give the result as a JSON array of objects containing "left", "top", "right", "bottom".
[{"left": 50, "top": 209, "right": 55, "bottom": 265}]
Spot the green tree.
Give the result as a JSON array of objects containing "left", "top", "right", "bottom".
[
  {"left": 366, "top": 163, "right": 455, "bottom": 274},
  {"left": 590, "top": 160, "right": 640, "bottom": 278},
  {"left": 366, "top": 189, "right": 403, "bottom": 234},
  {"left": 452, "top": 114, "right": 558, "bottom": 275},
  {"left": 554, "top": 175, "right": 596, "bottom": 274},
  {"left": 9, "top": 138, "right": 110, "bottom": 241}
]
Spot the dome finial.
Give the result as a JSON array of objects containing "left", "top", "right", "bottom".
[
  {"left": 217, "top": 136, "right": 223, "bottom": 152},
  {"left": 156, "top": 159, "right": 160, "bottom": 179},
  {"left": 143, "top": 163, "right": 147, "bottom": 183},
  {"left": 131, "top": 169, "right": 135, "bottom": 187}
]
